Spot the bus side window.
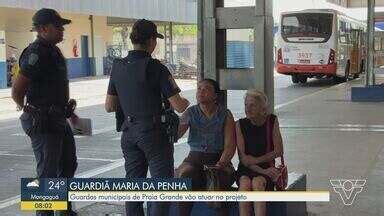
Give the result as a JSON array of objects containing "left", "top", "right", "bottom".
[
  {"left": 339, "top": 20, "right": 350, "bottom": 44},
  {"left": 381, "top": 37, "right": 384, "bottom": 51},
  {"left": 339, "top": 20, "right": 346, "bottom": 33},
  {"left": 377, "top": 37, "right": 380, "bottom": 51}
]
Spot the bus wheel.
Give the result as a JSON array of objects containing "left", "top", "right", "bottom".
[
  {"left": 291, "top": 75, "right": 299, "bottom": 83},
  {"left": 333, "top": 75, "right": 342, "bottom": 83},
  {"left": 299, "top": 76, "right": 308, "bottom": 84}
]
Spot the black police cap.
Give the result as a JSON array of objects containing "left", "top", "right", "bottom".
[
  {"left": 131, "top": 19, "right": 164, "bottom": 41},
  {"left": 32, "top": 8, "right": 71, "bottom": 30}
]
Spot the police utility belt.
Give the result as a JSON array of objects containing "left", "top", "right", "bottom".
[
  {"left": 23, "top": 99, "right": 77, "bottom": 134},
  {"left": 125, "top": 110, "right": 180, "bottom": 144},
  {"left": 24, "top": 99, "right": 76, "bottom": 118},
  {"left": 125, "top": 114, "right": 163, "bottom": 124}
]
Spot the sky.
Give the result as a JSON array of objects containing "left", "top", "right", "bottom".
[{"left": 224, "top": 0, "right": 371, "bottom": 22}]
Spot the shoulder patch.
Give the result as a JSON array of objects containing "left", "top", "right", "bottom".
[{"left": 28, "top": 53, "right": 39, "bottom": 66}]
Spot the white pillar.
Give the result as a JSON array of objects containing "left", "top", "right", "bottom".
[
  {"left": 366, "top": 0, "right": 375, "bottom": 86},
  {"left": 254, "top": 0, "right": 274, "bottom": 112}
]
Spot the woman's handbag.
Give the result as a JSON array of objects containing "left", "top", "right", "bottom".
[
  {"left": 266, "top": 115, "right": 288, "bottom": 191},
  {"left": 204, "top": 165, "right": 224, "bottom": 209}
]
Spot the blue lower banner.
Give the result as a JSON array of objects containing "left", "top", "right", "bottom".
[
  {"left": 67, "top": 178, "right": 192, "bottom": 191},
  {"left": 20, "top": 178, "right": 329, "bottom": 211},
  {"left": 20, "top": 178, "right": 192, "bottom": 210}
]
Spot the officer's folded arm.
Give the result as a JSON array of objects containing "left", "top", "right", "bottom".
[
  {"left": 12, "top": 73, "right": 30, "bottom": 109},
  {"left": 168, "top": 93, "right": 190, "bottom": 113},
  {"left": 105, "top": 94, "right": 119, "bottom": 113}
]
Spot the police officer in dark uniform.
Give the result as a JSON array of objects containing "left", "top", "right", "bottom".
[
  {"left": 12, "top": 8, "right": 77, "bottom": 216},
  {"left": 105, "top": 19, "right": 190, "bottom": 216}
]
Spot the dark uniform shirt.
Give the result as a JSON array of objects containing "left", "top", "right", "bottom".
[
  {"left": 19, "top": 36, "right": 69, "bottom": 107},
  {"left": 107, "top": 50, "right": 181, "bottom": 106}
]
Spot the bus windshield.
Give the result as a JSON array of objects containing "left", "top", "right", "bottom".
[{"left": 281, "top": 13, "right": 333, "bottom": 43}]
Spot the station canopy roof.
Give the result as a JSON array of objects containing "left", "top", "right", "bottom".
[{"left": 327, "top": 0, "right": 384, "bottom": 21}]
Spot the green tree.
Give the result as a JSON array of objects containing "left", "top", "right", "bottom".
[{"left": 172, "top": 25, "right": 197, "bottom": 36}]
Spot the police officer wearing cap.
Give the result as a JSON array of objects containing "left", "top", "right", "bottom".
[
  {"left": 12, "top": 8, "right": 77, "bottom": 216},
  {"left": 105, "top": 19, "right": 190, "bottom": 216}
]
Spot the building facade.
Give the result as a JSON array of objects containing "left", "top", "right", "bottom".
[{"left": 0, "top": 0, "right": 197, "bottom": 88}]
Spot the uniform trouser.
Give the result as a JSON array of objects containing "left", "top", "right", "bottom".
[
  {"left": 20, "top": 112, "right": 78, "bottom": 216},
  {"left": 121, "top": 120, "right": 174, "bottom": 216}
]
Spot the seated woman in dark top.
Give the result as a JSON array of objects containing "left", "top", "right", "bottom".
[
  {"left": 236, "top": 90, "right": 284, "bottom": 216},
  {"left": 177, "top": 79, "right": 236, "bottom": 216}
]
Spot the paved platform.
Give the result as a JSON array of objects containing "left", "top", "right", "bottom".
[{"left": 275, "top": 78, "right": 384, "bottom": 216}]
